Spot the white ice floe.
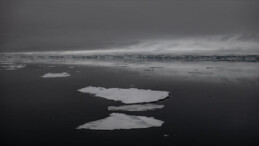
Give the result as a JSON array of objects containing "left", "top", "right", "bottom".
[
  {"left": 108, "top": 104, "right": 164, "bottom": 111},
  {"left": 77, "top": 113, "right": 163, "bottom": 130},
  {"left": 41, "top": 72, "right": 70, "bottom": 78},
  {"left": 78, "top": 86, "right": 169, "bottom": 104},
  {"left": 1, "top": 64, "right": 26, "bottom": 70}
]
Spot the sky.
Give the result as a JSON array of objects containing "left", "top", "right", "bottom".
[{"left": 1, "top": 0, "right": 259, "bottom": 54}]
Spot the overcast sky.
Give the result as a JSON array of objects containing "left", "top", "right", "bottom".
[{"left": 1, "top": 0, "right": 259, "bottom": 53}]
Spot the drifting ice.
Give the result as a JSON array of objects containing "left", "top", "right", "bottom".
[
  {"left": 78, "top": 86, "right": 170, "bottom": 104},
  {"left": 41, "top": 72, "right": 70, "bottom": 78},
  {"left": 108, "top": 104, "right": 164, "bottom": 111},
  {"left": 1, "top": 64, "right": 26, "bottom": 70},
  {"left": 77, "top": 113, "right": 163, "bottom": 130}
]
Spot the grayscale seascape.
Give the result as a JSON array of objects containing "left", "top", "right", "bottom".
[{"left": 1, "top": 0, "right": 259, "bottom": 145}]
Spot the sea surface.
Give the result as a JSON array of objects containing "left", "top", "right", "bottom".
[{"left": 2, "top": 61, "right": 259, "bottom": 145}]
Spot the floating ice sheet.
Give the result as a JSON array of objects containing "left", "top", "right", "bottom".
[
  {"left": 108, "top": 104, "right": 164, "bottom": 111},
  {"left": 78, "top": 86, "right": 170, "bottom": 104},
  {"left": 41, "top": 72, "right": 70, "bottom": 78},
  {"left": 77, "top": 113, "right": 163, "bottom": 130}
]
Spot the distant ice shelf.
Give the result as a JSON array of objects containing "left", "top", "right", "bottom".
[
  {"left": 77, "top": 113, "right": 164, "bottom": 130},
  {"left": 78, "top": 86, "right": 170, "bottom": 104},
  {"left": 108, "top": 104, "right": 164, "bottom": 111},
  {"left": 41, "top": 72, "right": 70, "bottom": 78}
]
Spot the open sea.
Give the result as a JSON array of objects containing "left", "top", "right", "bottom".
[{"left": 2, "top": 61, "right": 259, "bottom": 145}]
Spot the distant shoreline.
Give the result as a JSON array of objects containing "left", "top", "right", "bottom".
[{"left": 1, "top": 53, "right": 258, "bottom": 62}]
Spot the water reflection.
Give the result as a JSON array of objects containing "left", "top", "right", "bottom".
[{"left": 120, "top": 61, "right": 259, "bottom": 84}]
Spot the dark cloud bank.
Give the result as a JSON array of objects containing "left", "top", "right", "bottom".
[{"left": 1, "top": 0, "right": 259, "bottom": 54}]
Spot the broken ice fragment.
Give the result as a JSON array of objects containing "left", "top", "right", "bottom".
[
  {"left": 78, "top": 86, "right": 170, "bottom": 104},
  {"left": 77, "top": 113, "right": 163, "bottom": 130},
  {"left": 108, "top": 104, "right": 164, "bottom": 111},
  {"left": 41, "top": 72, "right": 70, "bottom": 78},
  {"left": 1, "top": 64, "right": 26, "bottom": 70}
]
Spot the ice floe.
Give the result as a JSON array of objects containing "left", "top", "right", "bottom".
[
  {"left": 78, "top": 86, "right": 169, "bottom": 104},
  {"left": 108, "top": 104, "right": 164, "bottom": 111},
  {"left": 41, "top": 72, "right": 70, "bottom": 78},
  {"left": 77, "top": 113, "right": 163, "bottom": 130},
  {"left": 1, "top": 64, "right": 26, "bottom": 70}
]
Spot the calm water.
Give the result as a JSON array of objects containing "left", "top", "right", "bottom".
[{"left": 2, "top": 62, "right": 259, "bottom": 145}]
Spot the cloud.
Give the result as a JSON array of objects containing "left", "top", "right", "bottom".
[
  {"left": 3, "top": 34, "right": 259, "bottom": 55},
  {"left": 106, "top": 34, "right": 259, "bottom": 55}
]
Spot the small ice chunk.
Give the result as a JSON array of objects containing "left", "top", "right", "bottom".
[
  {"left": 2, "top": 64, "right": 26, "bottom": 70},
  {"left": 77, "top": 113, "right": 163, "bottom": 130},
  {"left": 108, "top": 104, "right": 164, "bottom": 111},
  {"left": 41, "top": 72, "right": 70, "bottom": 78},
  {"left": 78, "top": 86, "right": 170, "bottom": 104}
]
